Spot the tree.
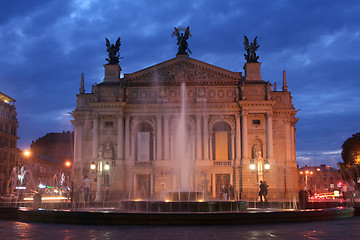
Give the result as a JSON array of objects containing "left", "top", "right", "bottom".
[
  {"left": 341, "top": 132, "right": 360, "bottom": 167},
  {"left": 339, "top": 132, "right": 360, "bottom": 182}
]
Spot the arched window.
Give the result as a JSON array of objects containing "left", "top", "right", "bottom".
[{"left": 212, "top": 122, "right": 232, "bottom": 160}]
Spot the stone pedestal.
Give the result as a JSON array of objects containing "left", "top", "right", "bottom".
[
  {"left": 104, "top": 64, "right": 121, "bottom": 83},
  {"left": 244, "top": 63, "right": 262, "bottom": 81}
]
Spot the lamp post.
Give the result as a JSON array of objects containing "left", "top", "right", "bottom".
[
  {"left": 299, "top": 170, "right": 313, "bottom": 190},
  {"left": 250, "top": 157, "right": 270, "bottom": 183},
  {"left": 91, "top": 154, "right": 110, "bottom": 203}
]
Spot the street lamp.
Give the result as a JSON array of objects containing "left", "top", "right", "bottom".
[
  {"left": 90, "top": 161, "right": 96, "bottom": 170},
  {"left": 300, "top": 170, "right": 313, "bottom": 190},
  {"left": 24, "top": 150, "right": 31, "bottom": 157},
  {"left": 104, "top": 162, "right": 110, "bottom": 171},
  {"left": 92, "top": 156, "right": 110, "bottom": 203},
  {"left": 65, "top": 161, "right": 71, "bottom": 168},
  {"left": 250, "top": 160, "right": 256, "bottom": 170},
  {"left": 250, "top": 157, "right": 270, "bottom": 182}
]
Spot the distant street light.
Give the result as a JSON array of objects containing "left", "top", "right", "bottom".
[
  {"left": 65, "top": 161, "right": 71, "bottom": 167},
  {"left": 24, "top": 150, "right": 30, "bottom": 157},
  {"left": 300, "top": 170, "right": 313, "bottom": 190}
]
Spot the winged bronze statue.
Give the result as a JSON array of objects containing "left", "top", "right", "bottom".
[
  {"left": 172, "top": 26, "right": 192, "bottom": 55},
  {"left": 244, "top": 36, "right": 259, "bottom": 63},
  {"left": 105, "top": 37, "right": 122, "bottom": 64}
]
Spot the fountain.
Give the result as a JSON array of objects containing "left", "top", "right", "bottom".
[{"left": 165, "top": 83, "right": 202, "bottom": 202}]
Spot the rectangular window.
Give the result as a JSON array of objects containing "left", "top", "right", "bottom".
[
  {"left": 252, "top": 120, "right": 261, "bottom": 125},
  {"left": 215, "top": 131, "right": 228, "bottom": 160},
  {"left": 137, "top": 132, "right": 150, "bottom": 161},
  {"left": 104, "top": 121, "right": 113, "bottom": 127}
]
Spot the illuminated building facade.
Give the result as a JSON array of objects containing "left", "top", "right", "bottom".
[
  {"left": 299, "top": 164, "right": 343, "bottom": 194},
  {"left": 72, "top": 54, "right": 299, "bottom": 202},
  {"left": 0, "top": 91, "right": 18, "bottom": 195}
]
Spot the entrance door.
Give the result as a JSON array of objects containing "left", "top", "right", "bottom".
[
  {"left": 136, "top": 174, "right": 151, "bottom": 199},
  {"left": 215, "top": 174, "right": 230, "bottom": 199}
]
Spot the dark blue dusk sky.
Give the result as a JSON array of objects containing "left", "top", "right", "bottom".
[{"left": 1, "top": 0, "right": 359, "bottom": 167}]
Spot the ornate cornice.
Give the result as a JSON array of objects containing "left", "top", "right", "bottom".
[{"left": 123, "top": 57, "right": 242, "bottom": 86}]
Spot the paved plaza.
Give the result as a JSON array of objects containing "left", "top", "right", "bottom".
[{"left": 1, "top": 216, "right": 359, "bottom": 240}]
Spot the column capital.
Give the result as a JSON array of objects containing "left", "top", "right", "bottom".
[
  {"left": 72, "top": 119, "right": 84, "bottom": 127},
  {"left": 266, "top": 112, "right": 273, "bottom": 118},
  {"left": 92, "top": 113, "right": 99, "bottom": 119}
]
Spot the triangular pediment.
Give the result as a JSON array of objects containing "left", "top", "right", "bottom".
[{"left": 124, "top": 55, "right": 242, "bottom": 86}]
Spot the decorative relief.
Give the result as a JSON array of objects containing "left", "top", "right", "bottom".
[
  {"left": 136, "top": 63, "right": 223, "bottom": 82},
  {"left": 102, "top": 141, "right": 114, "bottom": 160},
  {"left": 275, "top": 96, "right": 282, "bottom": 103},
  {"left": 169, "top": 90, "right": 177, "bottom": 98},
  {"left": 226, "top": 90, "right": 234, "bottom": 98},
  {"left": 140, "top": 90, "right": 147, "bottom": 98},
  {"left": 218, "top": 89, "right": 225, "bottom": 97},
  {"left": 208, "top": 90, "right": 216, "bottom": 97},
  {"left": 188, "top": 89, "right": 195, "bottom": 98},
  {"left": 131, "top": 90, "right": 138, "bottom": 98},
  {"left": 195, "top": 87, "right": 206, "bottom": 97}
]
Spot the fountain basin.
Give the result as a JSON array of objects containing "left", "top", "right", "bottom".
[
  {"left": 165, "top": 191, "right": 203, "bottom": 202},
  {"left": 119, "top": 200, "right": 247, "bottom": 212},
  {"left": 17, "top": 207, "right": 354, "bottom": 225}
]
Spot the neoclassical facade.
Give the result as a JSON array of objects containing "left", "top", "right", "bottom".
[{"left": 72, "top": 54, "right": 299, "bottom": 202}]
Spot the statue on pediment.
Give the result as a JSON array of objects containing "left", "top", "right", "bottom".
[
  {"left": 244, "top": 36, "right": 260, "bottom": 63},
  {"left": 105, "top": 37, "right": 122, "bottom": 65},
  {"left": 172, "top": 26, "right": 192, "bottom": 55}
]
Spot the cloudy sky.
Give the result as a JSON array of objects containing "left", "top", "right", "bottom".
[{"left": 1, "top": 0, "right": 359, "bottom": 167}]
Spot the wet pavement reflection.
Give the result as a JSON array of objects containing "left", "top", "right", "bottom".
[{"left": 1, "top": 216, "right": 360, "bottom": 240}]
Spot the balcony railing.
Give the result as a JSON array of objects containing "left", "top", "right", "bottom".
[
  {"left": 213, "top": 161, "right": 232, "bottom": 166},
  {"left": 135, "top": 161, "right": 153, "bottom": 167}
]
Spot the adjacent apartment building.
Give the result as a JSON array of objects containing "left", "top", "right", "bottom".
[{"left": 0, "top": 91, "right": 18, "bottom": 195}]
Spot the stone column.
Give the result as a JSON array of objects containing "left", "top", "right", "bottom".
[
  {"left": 284, "top": 119, "right": 291, "bottom": 160},
  {"left": 92, "top": 113, "right": 99, "bottom": 159},
  {"left": 231, "top": 132, "right": 235, "bottom": 161},
  {"left": 266, "top": 112, "right": 274, "bottom": 160},
  {"left": 156, "top": 115, "right": 162, "bottom": 160},
  {"left": 117, "top": 113, "right": 124, "bottom": 160},
  {"left": 124, "top": 116, "right": 131, "bottom": 160},
  {"left": 74, "top": 120, "right": 83, "bottom": 164},
  {"left": 196, "top": 114, "right": 202, "bottom": 160},
  {"left": 235, "top": 115, "right": 241, "bottom": 162},
  {"left": 284, "top": 119, "right": 292, "bottom": 197},
  {"left": 209, "top": 132, "right": 213, "bottom": 160},
  {"left": 241, "top": 112, "right": 248, "bottom": 160},
  {"left": 291, "top": 123, "right": 296, "bottom": 161},
  {"left": 152, "top": 132, "right": 156, "bottom": 161},
  {"left": 203, "top": 115, "right": 209, "bottom": 160},
  {"left": 131, "top": 132, "right": 136, "bottom": 162},
  {"left": 163, "top": 115, "right": 170, "bottom": 160}
]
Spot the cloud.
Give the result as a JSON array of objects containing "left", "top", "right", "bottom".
[{"left": 1, "top": 0, "right": 360, "bottom": 169}]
